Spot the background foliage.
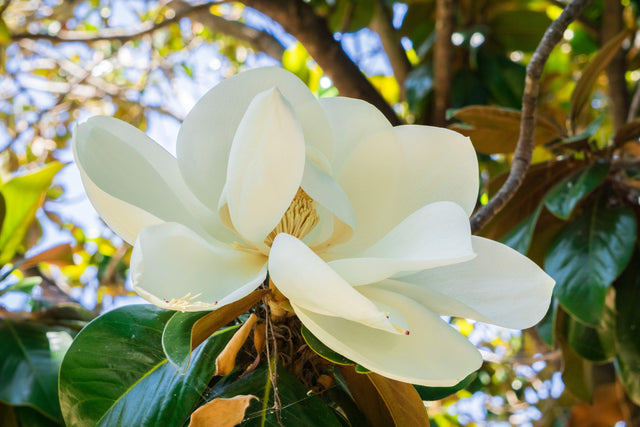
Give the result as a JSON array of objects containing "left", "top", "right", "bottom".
[{"left": 0, "top": 0, "right": 639, "bottom": 425}]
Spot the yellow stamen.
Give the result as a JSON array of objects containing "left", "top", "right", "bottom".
[
  {"left": 162, "top": 292, "right": 213, "bottom": 311},
  {"left": 392, "top": 323, "right": 410, "bottom": 335},
  {"left": 264, "top": 188, "right": 319, "bottom": 246}
]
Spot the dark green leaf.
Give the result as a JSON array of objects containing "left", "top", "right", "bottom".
[
  {"left": 614, "top": 250, "right": 640, "bottom": 405},
  {"left": 477, "top": 51, "right": 526, "bottom": 109},
  {"left": 302, "top": 325, "right": 353, "bottom": 365},
  {"left": 566, "top": 315, "right": 615, "bottom": 362},
  {"left": 59, "top": 304, "right": 237, "bottom": 427},
  {"left": 162, "top": 310, "right": 211, "bottom": 373},
  {"left": 210, "top": 357, "right": 343, "bottom": 426},
  {"left": 545, "top": 200, "right": 636, "bottom": 326},
  {"left": 414, "top": 373, "right": 476, "bottom": 401},
  {"left": 537, "top": 299, "right": 557, "bottom": 346},
  {"left": 0, "top": 321, "right": 73, "bottom": 422},
  {"left": 502, "top": 203, "right": 543, "bottom": 254},
  {"left": 405, "top": 63, "right": 433, "bottom": 116},
  {"left": 545, "top": 161, "right": 610, "bottom": 220}
]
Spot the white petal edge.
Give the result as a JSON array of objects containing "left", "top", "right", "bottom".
[
  {"left": 294, "top": 286, "right": 483, "bottom": 387},
  {"left": 328, "top": 201, "right": 475, "bottom": 285},
  {"left": 130, "top": 222, "right": 267, "bottom": 311},
  {"left": 389, "top": 236, "right": 555, "bottom": 330},
  {"left": 335, "top": 125, "right": 479, "bottom": 255},
  {"left": 177, "top": 67, "right": 332, "bottom": 212},
  {"left": 73, "top": 116, "right": 229, "bottom": 244},
  {"left": 221, "top": 88, "right": 306, "bottom": 249},
  {"left": 268, "top": 234, "right": 396, "bottom": 333},
  {"left": 319, "top": 96, "right": 392, "bottom": 173}
]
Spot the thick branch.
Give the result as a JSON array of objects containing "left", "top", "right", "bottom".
[
  {"left": 239, "top": 0, "right": 401, "bottom": 125},
  {"left": 603, "top": 0, "right": 629, "bottom": 131},
  {"left": 369, "top": 0, "right": 411, "bottom": 97},
  {"left": 432, "top": 0, "right": 456, "bottom": 126},
  {"left": 470, "top": 0, "right": 593, "bottom": 234},
  {"left": 12, "top": 2, "right": 285, "bottom": 60}
]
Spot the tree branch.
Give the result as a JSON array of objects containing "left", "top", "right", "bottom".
[
  {"left": 12, "top": 2, "right": 285, "bottom": 60},
  {"left": 603, "top": 0, "right": 629, "bottom": 131},
  {"left": 369, "top": 0, "right": 411, "bottom": 98},
  {"left": 239, "top": 0, "right": 401, "bottom": 125},
  {"left": 470, "top": 0, "right": 593, "bottom": 234},
  {"left": 433, "top": 0, "right": 456, "bottom": 126}
]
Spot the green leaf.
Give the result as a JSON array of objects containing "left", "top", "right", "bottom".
[
  {"left": 556, "top": 309, "right": 593, "bottom": 403},
  {"left": 0, "top": 162, "right": 64, "bottom": 263},
  {"left": 614, "top": 250, "right": 640, "bottom": 405},
  {"left": 0, "top": 321, "right": 73, "bottom": 422},
  {"left": 545, "top": 199, "right": 636, "bottom": 326},
  {"left": 210, "top": 357, "right": 343, "bottom": 426},
  {"left": 566, "top": 316, "right": 616, "bottom": 363},
  {"left": 0, "top": 18, "right": 10, "bottom": 44},
  {"left": 162, "top": 310, "right": 210, "bottom": 373},
  {"left": 477, "top": 51, "right": 526, "bottom": 109},
  {"left": 544, "top": 161, "right": 610, "bottom": 220},
  {"left": 537, "top": 299, "right": 557, "bottom": 346},
  {"left": 301, "top": 325, "right": 353, "bottom": 365},
  {"left": 414, "top": 373, "right": 476, "bottom": 401},
  {"left": 59, "top": 304, "right": 237, "bottom": 427},
  {"left": 501, "top": 203, "right": 543, "bottom": 255},
  {"left": 328, "top": 0, "right": 375, "bottom": 33}
]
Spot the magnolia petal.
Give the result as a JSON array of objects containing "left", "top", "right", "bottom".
[
  {"left": 335, "top": 125, "right": 478, "bottom": 255},
  {"left": 301, "top": 158, "right": 355, "bottom": 247},
  {"left": 391, "top": 236, "right": 555, "bottom": 330},
  {"left": 177, "top": 67, "right": 332, "bottom": 212},
  {"left": 329, "top": 201, "right": 474, "bottom": 285},
  {"left": 269, "top": 234, "right": 395, "bottom": 333},
  {"left": 73, "top": 116, "right": 229, "bottom": 244},
  {"left": 222, "top": 88, "right": 306, "bottom": 248},
  {"left": 319, "top": 97, "right": 392, "bottom": 172},
  {"left": 130, "top": 222, "right": 267, "bottom": 311},
  {"left": 293, "top": 286, "right": 482, "bottom": 387}
]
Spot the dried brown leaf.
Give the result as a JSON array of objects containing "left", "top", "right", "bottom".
[
  {"left": 188, "top": 395, "right": 257, "bottom": 427},
  {"left": 215, "top": 313, "right": 258, "bottom": 376}
]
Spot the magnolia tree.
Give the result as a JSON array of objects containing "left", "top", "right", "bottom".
[{"left": 0, "top": 0, "right": 639, "bottom": 426}]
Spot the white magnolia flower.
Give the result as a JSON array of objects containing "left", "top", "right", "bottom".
[{"left": 73, "top": 67, "right": 554, "bottom": 386}]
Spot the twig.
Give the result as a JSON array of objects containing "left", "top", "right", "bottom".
[
  {"left": 470, "top": 0, "right": 593, "bottom": 234},
  {"left": 433, "top": 0, "right": 456, "bottom": 126},
  {"left": 603, "top": 0, "right": 629, "bottom": 131},
  {"left": 239, "top": 0, "right": 402, "bottom": 126},
  {"left": 627, "top": 82, "right": 640, "bottom": 122},
  {"left": 369, "top": 0, "right": 411, "bottom": 98}
]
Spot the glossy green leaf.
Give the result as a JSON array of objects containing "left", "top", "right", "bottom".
[
  {"left": 414, "top": 373, "right": 476, "bottom": 401},
  {"left": 544, "top": 161, "right": 610, "bottom": 220},
  {"left": 556, "top": 309, "right": 593, "bottom": 403},
  {"left": 502, "top": 203, "right": 543, "bottom": 255},
  {"left": 537, "top": 299, "right": 557, "bottom": 347},
  {"left": 614, "top": 250, "right": 640, "bottom": 405},
  {"left": 210, "top": 357, "right": 343, "bottom": 426},
  {"left": 59, "top": 304, "right": 237, "bottom": 427},
  {"left": 545, "top": 200, "right": 636, "bottom": 326},
  {"left": 0, "top": 321, "right": 73, "bottom": 422},
  {"left": 566, "top": 316, "right": 615, "bottom": 363},
  {"left": 477, "top": 51, "right": 526, "bottom": 109},
  {"left": 0, "top": 162, "right": 64, "bottom": 263},
  {"left": 301, "top": 325, "right": 352, "bottom": 365},
  {"left": 162, "top": 310, "right": 209, "bottom": 373}
]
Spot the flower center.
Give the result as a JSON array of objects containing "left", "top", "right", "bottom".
[{"left": 265, "top": 188, "right": 319, "bottom": 247}]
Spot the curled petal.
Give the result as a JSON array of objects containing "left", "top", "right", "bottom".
[
  {"left": 131, "top": 222, "right": 267, "bottom": 311},
  {"left": 269, "top": 234, "right": 395, "bottom": 333},
  {"left": 385, "top": 236, "right": 555, "bottom": 330},
  {"left": 294, "top": 286, "right": 483, "bottom": 387},
  {"left": 336, "top": 126, "right": 478, "bottom": 255},
  {"left": 73, "top": 116, "right": 227, "bottom": 244},
  {"left": 177, "top": 67, "right": 332, "bottom": 212},
  {"left": 221, "top": 88, "right": 306, "bottom": 250},
  {"left": 329, "top": 202, "right": 474, "bottom": 285}
]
